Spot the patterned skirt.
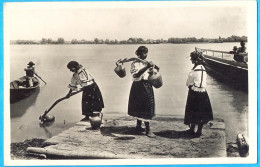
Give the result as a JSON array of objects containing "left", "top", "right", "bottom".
[
  {"left": 184, "top": 89, "right": 213, "bottom": 125},
  {"left": 82, "top": 82, "right": 104, "bottom": 116},
  {"left": 128, "top": 80, "right": 155, "bottom": 119}
]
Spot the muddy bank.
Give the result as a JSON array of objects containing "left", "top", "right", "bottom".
[{"left": 11, "top": 138, "right": 46, "bottom": 160}]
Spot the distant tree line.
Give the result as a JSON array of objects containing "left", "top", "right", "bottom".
[{"left": 10, "top": 35, "right": 247, "bottom": 45}]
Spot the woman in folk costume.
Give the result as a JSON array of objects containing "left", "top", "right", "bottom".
[
  {"left": 184, "top": 51, "right": 213, "bottom": 137},
  {"left": 120, "top": 46, "right": 156, "bottom": 138},
  {"left": 66, "top": 61, "right": 104, "bottom": 121}
]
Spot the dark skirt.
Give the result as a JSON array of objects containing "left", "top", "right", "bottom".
[
  {"left": 128, "top": 80, "right": 155, "bottom": 119},
  {"left": 82, "top": 82, "right": 104, "bottom": 116},
  {"left": 184, "top": 89, "right": 213, "bottom": 125}
]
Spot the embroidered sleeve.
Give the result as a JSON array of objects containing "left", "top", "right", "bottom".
[
  {"left": 68, "top": 74, "right": 78, "bottom": 91},
  {"left": 79, "top": 68, "right": 94, "bottom": 83},
  {"left": 186, "top": 71, "right": 194, "bottom": 87},
  {"left": 78, "top": 69, "right": 89, "bottom": 83}
]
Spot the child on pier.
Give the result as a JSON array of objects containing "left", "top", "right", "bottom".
[
  {"left": 184, "top": 51, "right": 213, "bottom": 137},
  {"left": 119, "top": 46, "right": 156, "bottom": 138},
  {"left": 66, "top": 61, "right": 104, "bottom": 121}
]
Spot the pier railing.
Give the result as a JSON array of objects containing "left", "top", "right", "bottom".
[{"left": 196, "top": 47, "right": 233, "bottom": 60}]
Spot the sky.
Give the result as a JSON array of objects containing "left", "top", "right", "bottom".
[{"left": 5, "top": 1, "right": 250, "bottom": 41}]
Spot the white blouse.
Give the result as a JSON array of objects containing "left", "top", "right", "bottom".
[
  {"left": 186, "top": 65, "right": 207, "bottom": 92},
  {"left": 130, "top": 61, "right": 150, "bottom": 81},
  {"left": 68, "top": 66, "right": 94, "bottom": 91}
]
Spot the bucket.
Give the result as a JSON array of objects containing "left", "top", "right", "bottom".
[
  {"left": 89, "top": 112, "right": 103, "bottom": 130},
  {"left": 114, "top": 62, "right": 126, "bottom": 78},
  {"left": 148, "top": 68, "right": 163, "bottom": 88}
]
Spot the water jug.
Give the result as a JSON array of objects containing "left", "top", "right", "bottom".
[
  {"left": 41, "top": 114, "right": 55, "bottom": 122},
  {"left": 148, "top": 68, "right": 163, "bottom": 88},
  {"left": 114, "top": 62, "right": 126, "bottom": 78},
  {"left": 237, "top": 133, "right": 249, "bottom": 156},
  {"left": 89, "top": 112, "right": 103, "bottom": 129}
]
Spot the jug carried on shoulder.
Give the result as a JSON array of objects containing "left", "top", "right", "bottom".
[{"left": 114, "top": 57, "right": 163, "bottom": 88}]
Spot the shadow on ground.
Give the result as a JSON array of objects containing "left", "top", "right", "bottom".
[
  {"left": 154, "top": 130, "right": 196, "bottom": 139},
  {"left": 99, "top": 126, "right": 195, "bottom": 139}
]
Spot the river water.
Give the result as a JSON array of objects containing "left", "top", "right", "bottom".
[{"left": 9, "top": 43, "right": 248, "bottom": 144}]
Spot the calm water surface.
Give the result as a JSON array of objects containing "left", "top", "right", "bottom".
[{"left": 10, "top": 43, "right": 248, "bottom": 143}]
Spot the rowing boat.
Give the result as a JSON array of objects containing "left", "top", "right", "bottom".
[{"left": 10, "top": 76, "right": 40, "bottom": 103}]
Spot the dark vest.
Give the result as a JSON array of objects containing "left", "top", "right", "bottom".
[{"left": 26, "top": 68, "right": 34, "bottom": 77}]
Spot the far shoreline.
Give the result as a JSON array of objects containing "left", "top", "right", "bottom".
[{"left": 10, "top": 41, "right": 242, "bottom": 45}]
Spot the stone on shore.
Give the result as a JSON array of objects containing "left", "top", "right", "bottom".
[{"left": 27, "top": 114, "right": 226, "bottom": 159}]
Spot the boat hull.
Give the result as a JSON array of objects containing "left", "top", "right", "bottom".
[
  {"left": 204, "top": 55, "right": 248, "bottom": 92},
  {"left": 10, "top": 76, "right": 40, "bottom": 103}
]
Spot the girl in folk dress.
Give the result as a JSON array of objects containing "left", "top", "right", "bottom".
[
  {"left": 120, "top": 46, "right": 156, "bottom": 137},
  {"left": 66, "top": 61, "right": 104, "bottom": 121},
  {"left": 184, "top": 51, "right": 213, "bottom": 137}
]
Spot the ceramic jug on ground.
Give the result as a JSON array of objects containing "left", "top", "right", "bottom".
[
  {"left": 89, "top": 112, "right": 103, "bottom": 129},
  {"left": 114, "top": 61, "right": 126, "bottom": 78}
]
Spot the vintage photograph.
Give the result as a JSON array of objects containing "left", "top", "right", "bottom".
[{"left": 4, "top": 1, "right": 258, "bottom": 166}]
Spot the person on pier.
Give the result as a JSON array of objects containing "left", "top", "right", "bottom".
[
  {"left": 184, "top": 51, "right": 213, "bottom": 137},
  {"left": 66, "top": 61, "right": 104, "bottom": 121},
  {"left": 119, "top": 46, "right": 156, "bottom": 138}
]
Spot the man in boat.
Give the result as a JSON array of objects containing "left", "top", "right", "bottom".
[
  {"left": 238, "top": 41, "right": 247, "bottom": 53},
  {"left": 233, "top": 41, "right": 248, "bottom": 63},
  {"left": 230, "top": 46, "right": 238, "bottom": 54},
  {"left": 24, "top": 61, "right": 37, "bottom": 87}
]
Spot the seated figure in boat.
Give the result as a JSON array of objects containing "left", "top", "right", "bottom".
[
  {"left": 229, "top": 46, "right": 238, "bottom": 54},
  {"left": 24, "top": 61, "right": 37, "bottom": 87},
  {"left": 233, "top": 41, "right": 248, "bottom": 63},
  {"left": 238, "top": 41, "right": 247, "bottom": 53}
]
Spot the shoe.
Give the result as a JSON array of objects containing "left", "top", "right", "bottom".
[
  {"left": 194, "top": 131, "right": 202, "bottom": 138},
  {"left": 185, "top": 129, "right": 195, "bottom": 135},
  {"left": 146, "top": 130, "right": 156, "bottom": 138},
  {"left": 136, "top": 126, "right": 146, "bottom": 133},
  {"left": 81, "top": 116, "right": 89, "bottom": 121},
  {"left": 146, "top": 131, "right": 156, "bottom": 138}
]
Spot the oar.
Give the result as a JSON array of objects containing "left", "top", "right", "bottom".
[
  {"left": 39, "top": 89, "right": 83, "bottom": 122},
  {"left": 35, "top": 73, "right": 47, "bottom": 85}
]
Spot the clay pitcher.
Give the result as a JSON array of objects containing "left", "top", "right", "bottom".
[
  {"left": 148, "top": 68, "right": 163, "bottom": 88},
  {"left": 89, "top": 112, "right": 103, "bottom": 129},
  {"left": 237, "top": 134, "right": 249, "bottom": 156},
  {"left": 114, "top": 62, "right": 126, "bottom": 78}
]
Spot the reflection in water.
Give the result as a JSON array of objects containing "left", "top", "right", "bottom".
[
  {"left": 39, "top": 120, "right": 55, "bottom": 138},
  {"left": 10, "top": 89, "right": 40, "bottom": 118},
  {"left": 207, "top": 75, "right": 248, "bottom": 143},
  {"left": 206, "top": 69, "right": 248, "bottom": 93}
]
